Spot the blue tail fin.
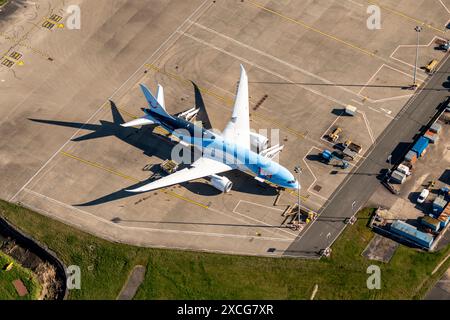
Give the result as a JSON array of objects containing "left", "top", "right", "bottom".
[{"left": 139, "top": 84, "right": 172, "bottom": 118}]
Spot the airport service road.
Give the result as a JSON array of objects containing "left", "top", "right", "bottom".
[{"left": 284, "top": 54, "right": 450, "bottom": 258}]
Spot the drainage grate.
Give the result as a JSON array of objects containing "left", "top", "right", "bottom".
[
  {"left": 42, "top": 20, "right": 55, "bottom": 29},
  {"left": 9, "top": 51, "right": 22, "bottom": 60},
  {"left": 313, "top": 184, "right": 322, "bottom": 192},
  {"left": 1, "top": 58, "right": 14, "bottom": 68},
  {"left": 49, "top": 14, "right": 63, "bottom": 23}
]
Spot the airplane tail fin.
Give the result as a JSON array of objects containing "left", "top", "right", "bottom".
[{"left": 139, "top": 83, "right": 173, "bottom": 118}]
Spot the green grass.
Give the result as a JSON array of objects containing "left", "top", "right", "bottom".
[
  {"left": 0, "top": 252, "right": 42, "bottom": 300},
  {"left": 0, "top": 0, "right": 9, "bottom": 7},
  {"left": 1, "top": 200, "right": 449, "bottom": 299}
]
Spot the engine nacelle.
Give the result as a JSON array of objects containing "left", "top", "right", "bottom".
[
  {"left": 249, "top": 132, "right": 269, "bottom": 153},
  {"left": 210, "top": 175, "right": 233, "bottom": 193}
]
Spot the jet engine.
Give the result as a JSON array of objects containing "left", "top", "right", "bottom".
[
  {"left": 249, "top": 132, "right": 269, "bottom": 153},
  {"left": 210, "top": 175, "right": 233, "bottom": 193}
]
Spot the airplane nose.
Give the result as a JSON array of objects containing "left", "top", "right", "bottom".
[{"left": 291, "top": 180, "right": 300, "bottom": 189}]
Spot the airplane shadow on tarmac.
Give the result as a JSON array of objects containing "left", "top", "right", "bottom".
[{"left": 29, "top": 84, "right": 278, "bottom": 206}]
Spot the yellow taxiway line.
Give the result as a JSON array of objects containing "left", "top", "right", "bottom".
[
  {"left": 247, "top": 0, "right": 377, "bottom": 58},
  {"left": 60, "top": 151, "right": 210, "bottom": 209}
]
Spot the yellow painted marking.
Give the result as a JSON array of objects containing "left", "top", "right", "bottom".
[
  {"left": 367, "top": 1, "right": 445, "bottom": 34},
  {"left": 58, "top": 23, "right": 65, "bottom": 29},
  {"left": 60, "top": 151, "right": 210, "bottom": 209},
  {"left": 164, "top": 190, "right": 210, "bottom": 209},
  {"left": 144, "top": 64, "right": 307, "bottom": 140},
  {"left": 17, "top": 61, "right": 24, "bottom": 66},
  {"left": 61, "top": 151, "right": 139, "bottom": 182},
  {"left": 247, "top": 0, "right": 377, "bottom": 58}
]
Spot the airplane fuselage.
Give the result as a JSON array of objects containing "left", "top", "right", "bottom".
[{"left": 145, "top": 109, "right": 298, "bottom": 189}]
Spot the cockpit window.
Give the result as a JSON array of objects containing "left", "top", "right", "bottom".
[{"left": 288, "top": 180, "right": 296, "bottom": 184}]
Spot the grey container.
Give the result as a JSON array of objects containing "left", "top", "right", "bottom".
[{"left": 430, "top": 123, "right": 442, "bottom": 134}]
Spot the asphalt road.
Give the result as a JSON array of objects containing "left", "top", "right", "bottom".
[
  {"left": 425, "top": 267, "right": 450, "bottom": 300},
  {"left": 284, "top": 55, "right": 450, "bottom": 258}
]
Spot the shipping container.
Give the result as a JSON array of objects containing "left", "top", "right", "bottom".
[
  {"left": 430, "top": 123, "right": 442, "bottom": 134},
  {"left": 433, "top": 196, "right": 448, "bottom": 214},
  {"left": 345, "top": 105, "right": 357, "bottom": 116},
  {"left": 390, "top": 220, "right": 434, "bottom": 248},
  {"left": 412, "top": 136, "right": 429, "bottom": 157},
  {"left": 438, "top": 213, "right": 449, "bottom": 228},
  {"left": 420, "top": 216, "right": 441, "bottom": 232},
  {"left": 404, "top": 150, "right": 417, "bottom": 163}
]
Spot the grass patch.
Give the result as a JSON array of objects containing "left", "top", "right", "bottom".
[
  {"left": 0, "top": 201, "right": 449, "bottom": 299},
  {"left": 0, "top": 252, "right": 42, "bottom": 300}
]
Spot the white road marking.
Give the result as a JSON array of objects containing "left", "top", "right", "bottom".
[
  {"left": 232, "top": 200, "right": 299, "bottom": 238},
  {"left": 358, "top": 110, "right": 375, "bottom": 143},
  {"left": 22, "top": 188, "right": 293, "bottom": 242},
  {"left": 390, "top": 36, "right": 446, "bottom": 72},
  {"left": 438, "top": 0, "right": 450, "bottom": 14},
  {"left": 346, "top": 0, "right": 364, "bottom": 7},
  {"left": 189, "top": 21, "right": 371, "bottom": 103}
]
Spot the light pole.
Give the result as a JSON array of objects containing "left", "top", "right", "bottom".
[
  {"left": 294, "top": 166, "right": 302, "bottom": 226},
  {"left": 412, "top": 26, "right": 422, "bottom": 88}
]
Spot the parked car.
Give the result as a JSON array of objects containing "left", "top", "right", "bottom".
[{"left": 417, "top": 189, "right": 430, "bottom": 204}]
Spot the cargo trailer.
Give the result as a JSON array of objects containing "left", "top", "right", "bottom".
[
  {"left": 420, "top": 216, "right": 441, "bottom": 232},
  {"left": 390, "top": 220, "right": 434, "bottom": 248},
  {"left": 412, "top": 136, "right": 429, "bottom": 157}
]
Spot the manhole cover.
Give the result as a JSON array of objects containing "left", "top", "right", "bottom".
[{"left": 313, "top": 185, "right": 322, "bottom": 192}]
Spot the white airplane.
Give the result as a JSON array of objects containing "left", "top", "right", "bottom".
[{"left": 122, "top": 65, "right": 299, "bottom": 193}]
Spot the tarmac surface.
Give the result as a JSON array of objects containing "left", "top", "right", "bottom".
[
  {"left": 285, "top": 52, "right": 450, "bottom": 257},
  {"left": 1, "top": 0, "right": 449, "bottom": 257},
  {"left": 425, "top": 266, "right": 450, "bottom": 300}
]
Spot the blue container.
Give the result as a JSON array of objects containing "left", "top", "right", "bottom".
[
  {"left": 412, "top": 136, "right": 429, "bottom": 157},
  {"left": 390, "top": 220, "right": 434, "bottom": 248}
]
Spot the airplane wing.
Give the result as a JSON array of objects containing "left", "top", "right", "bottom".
[
  {"left": 126, "top": 157, "right": 233, "bottom": 192},
  {"left": 222, "top": 64, "right": 250, "bottom": 148}
]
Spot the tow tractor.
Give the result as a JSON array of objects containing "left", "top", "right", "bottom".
[
  {"left": 435, "top": 38, "right": 450, "bottom": 52},
  {"left": 321, "top": 149, "right": 349, "bottom": 169}
]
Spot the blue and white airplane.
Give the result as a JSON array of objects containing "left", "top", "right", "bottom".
[{"left": 122, "top": 65, "right": 299, "bottom": 193}]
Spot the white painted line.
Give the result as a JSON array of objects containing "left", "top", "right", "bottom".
[
  {"left": 351, "top": 99, "right": 364, "bottom": 105},
  {"left": 439, "top": 0, "right": 450, "bottom": 14},
  {"left": 9, "top": 0, "right": 212, "bottom": 202},
  {"left": 358, "top": 64, "right": 384, "bottom": 95},
  {"left": 358, "top": 110, "right": 375, "bottom": 144},
  {"left": 20, "top": 200, "right": 293, "bottom": 258},
  {"left": 22, "top": 188, "right": 293, "bottom": 242},
  {"left": 390, "top": 36, "right": 446, "bottom": 73},
  {"left": 188, "top": 21, "right": 375, "bottom": 104},
  {"left": 232, "top": 200, "right": 298, "bottom": 238},
  {"left": 346, "top": 0, "right": 363, "bottom": 7},
  {"left": 372, "top": 94, "right": 413, "bottom": 104}
]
